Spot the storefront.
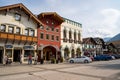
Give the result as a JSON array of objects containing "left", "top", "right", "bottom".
[
  {"left": 5, "top": 45, "right": 13, "bottom": 61},
  {"left": 0, "top": 46, "right": 4, "bottom": 63},
  {"left": 23, "top": 45, "right": 36, "bottom": 63}
]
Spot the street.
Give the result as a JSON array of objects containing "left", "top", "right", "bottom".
[{"left": 0, "top": 59, "right": 120, "bottom": 80}]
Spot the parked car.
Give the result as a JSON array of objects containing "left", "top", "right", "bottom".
[
  {"left": 68, "top": 56, "right": 92, "bottom": 63},
  {"left": 111, "top": 54, "right": 120, "bottom": 59},
  {"left": 94, "top": 54, "right": 112, "bottom": 61}
]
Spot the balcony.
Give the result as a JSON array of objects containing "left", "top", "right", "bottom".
[
  {"left": 74, "top": 39, "right": 77, "bottom": 43},
  {"left": 0, "top": 32, "right": 37, "bottom": 43},
  {"left": 63, "top": 38, "right": 68, "bottom": 42},
  {"left": 69, "top": 38, "right": 73, "bottom": 43},
  {"left": 78, "top": 40, "right": 82, "bottom": 44}
]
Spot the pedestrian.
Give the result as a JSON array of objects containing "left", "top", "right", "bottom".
[
  {"left": 20, "top": 54, "right": 23, "bottom": 64},
  {"left": 28, "top": 54, "right": 32, "bottom": 65},
  {"left": 3, "top": 55, "right": 8, "bottom": 66},
  {"left": 34, "top": 54, "right": 38, "bottom": 65}
]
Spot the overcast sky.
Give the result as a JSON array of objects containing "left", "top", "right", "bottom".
[{"left": 0, "top": 0, "right": 120, "bottom": 38}]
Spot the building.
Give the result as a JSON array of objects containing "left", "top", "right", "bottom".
[
  {"left": 61, "top": 18, "right": 82, "bottom": 60},
  {"left": 37, "top": 12, "right": 64, "bottom": 62},
  {"left": 82, "top": 37, "right": 96, "bottom": 57},
  {"left": 0, "top": 3, "right": 42, "bottom": 64},
  {"left": 93, "top": 38, "right": 104, "bottom": 55}
]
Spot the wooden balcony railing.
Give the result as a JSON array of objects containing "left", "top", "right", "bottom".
[{"left": 0, "top": 32, "right": 37, "bottom": 42}]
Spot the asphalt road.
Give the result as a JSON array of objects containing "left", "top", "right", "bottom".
[{"left": 0, "top": 59, "right": 120, "bottom": 80}]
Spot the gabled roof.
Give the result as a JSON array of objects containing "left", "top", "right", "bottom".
[
  {"left": 93, "top": 37, "right": 104, "bottom": 44},
  {"left": 38, "top": 12, "right": 64, "bottom": 24},
  {"left": 0, "top": 3, "right": 43, "bottom": 25},
  {"left": 83, "top": 37, "right": 96, "bottom": 44}
]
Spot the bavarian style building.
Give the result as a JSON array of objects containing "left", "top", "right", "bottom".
[{"left": 0, "top": 3, "right": 42, "bottom": 64}]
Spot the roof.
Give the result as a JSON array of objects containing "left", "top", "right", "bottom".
[
  {"left": 38, "top": 12, "right": 64, "bottom": 24},
  {"left": 83, "top": 37, "right": 96, "bottom": 44},
  {"left": 93, "top": 37, "right": 104, "bottom": 44},
  {"left": 0, "top": 3, "right": 43, "bottom": 26}
]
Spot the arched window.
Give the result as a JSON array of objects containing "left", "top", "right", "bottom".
[
  {"left": 63, "top": 29, "right": 67, "bottom": 38},
  {"left": 69, "top": 29, "right": 72, "bottom": 39},
  {"left": 74, "top": 31, "right": 76, "bottom": 40},
  {"left": 78, "top": 32, "right": 81, "bottom": 40}
]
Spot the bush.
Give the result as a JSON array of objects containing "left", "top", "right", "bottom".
[
  {"left": 51, "top": 58, "right": 56, "bottom": 64},
  {"left": 60, "top": 57, "right": 64, "bottom": 63}
]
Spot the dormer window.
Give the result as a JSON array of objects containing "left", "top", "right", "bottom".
[{"left": 15, "top": 13, "right": 21, "bottom": 21}]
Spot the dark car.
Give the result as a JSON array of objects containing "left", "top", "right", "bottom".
[
  {"left": 111, "top": 54, "right": 120, "bottom": 59},
  {"left": 94, "top": 55, "right": 112, "bottom": 61}
]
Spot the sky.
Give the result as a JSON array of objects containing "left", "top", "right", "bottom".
[{"left": 0, "top": 0, "right": 120, "bottom": 38}]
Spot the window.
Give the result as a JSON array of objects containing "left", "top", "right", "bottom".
[
  {"left": 30, "top": 29, "right": 34, "bottom": 36},
  {"left": 46, "top": 26, "right": 49, "bottom": 30},
  {"left": 0, "top": 24, "right": 6, "bottom": 32},
  {"left": 46, "top": 34, "right": 49, "bottom": 40},
  {"left": 69, "top": 30, "right": 72, "bottom": 39},
  {"left": 63, "top": 29, "right": 67, "bottom": 38},
  {"left": 78, "top": 32, "right": 81, "bottom": 40},
  {"left": 56, "top": 36, "right": 59, "bottom": 41},
  {"left": 46, "top": 20, "right": 49, "bottom": 24},
  {"left": 52, "top": 22, "right": 54, "bottom": 25},
  {"left": 25, "top": 29, "right": 29, "bottom": 36},
  {"left": 56, "top": 29, "right": 59, "bottom": 32},
  {"left": 40, "top": 26, "right": 44, "bottom": 29},
  {"left": 16, "top": 27, "right": 20, "bottom": 34},
  {"left": 51, "top": 35, "right": 54, "bottom": 40},
  {"left": 15, "top": 13, "right": 21, "bottom": 21},
  {"left": 40, "top": 33, "right": 44, "bottom": 39},
  {"left": 8, "top": 26, "right": 14, "bottom": 33},
  {"left": 74, "top": 32, "right": 76, "bottom": 40},
  {"left": 51, "top": 27, "right": 54, "bottom": 31}
]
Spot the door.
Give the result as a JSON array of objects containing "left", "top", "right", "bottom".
[
  {"left": 13, "top": 50, "right": 21, "bottom": 62},
  {"left": 0, "top": 50, "right": 3, "bottom": 63}
]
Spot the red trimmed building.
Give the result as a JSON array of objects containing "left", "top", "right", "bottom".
[{"left": 37, "top": 12, "right": 64, "bottom": 62}]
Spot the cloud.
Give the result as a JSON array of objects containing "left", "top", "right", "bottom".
[{"left": 83, "top": 8, "right": 120, "bottom": 38}]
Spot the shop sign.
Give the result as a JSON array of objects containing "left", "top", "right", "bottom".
[
  {"left": 5, "top": 45, "right": 13, "bottom": 48},
  {"left": 23, "top": 46, "right": 35, "bottom": 50}
]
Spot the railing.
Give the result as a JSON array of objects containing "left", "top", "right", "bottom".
[{"left": 0, "top": 32, "right": 37, "bottom": 42}]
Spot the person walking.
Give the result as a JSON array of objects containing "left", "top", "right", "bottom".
[
  {"left": 20, "top": 54, "right": 23, "bottom": 64},
  {"left": 28, "top": 54, "right": 32, "bottom": 65},
  {"left": 34, "top": 55, "right": 38, "bottom": 65},
  {"left": 3, "top": 55, "right": 8, "bottom": 66}
]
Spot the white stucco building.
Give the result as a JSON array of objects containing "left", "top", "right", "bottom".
[
  {"left": 61, "top": 18, "right": 82, "bottom": 60},
  {"left": 0, "top": 3, "right": 42, "bottom": 64}
]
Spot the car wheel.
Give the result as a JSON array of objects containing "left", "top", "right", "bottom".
[
  {"left": 84, "top": 60, "right": 88, "bottom": 63},
  {"left": 70, "top": 60, "right": 74, "bottom": 63}
]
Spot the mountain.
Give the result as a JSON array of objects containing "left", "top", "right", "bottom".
[
  {"left": 108, "top": 33, "right": 120, "bottom": 42},
  {"left": 103, "top": 37, "right": 111, "bottom": 42}
]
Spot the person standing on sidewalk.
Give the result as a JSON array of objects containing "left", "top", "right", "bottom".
[
  {"left": 20, "top": 54, "right": 23, "bottom": 64},
  {"left": 28, "top": 54, "right": 32, "bottom": 65},
  {"left": 34, "top": 54, "right": 38, "bottom": 65},
  {"left": 3, "top": 55, "right": 8, "bottom": 66}
]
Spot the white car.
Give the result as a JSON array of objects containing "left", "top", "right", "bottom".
[{"left": 68, "top": 56, "right": 92, "bottom": 63}]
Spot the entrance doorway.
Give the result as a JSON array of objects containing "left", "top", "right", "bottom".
[
  {"left": 13, "top": 50, "right": 21, "bottom": 62},
  {"left": 0, "top": 50, "right": 3, "bottom": 63}
]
